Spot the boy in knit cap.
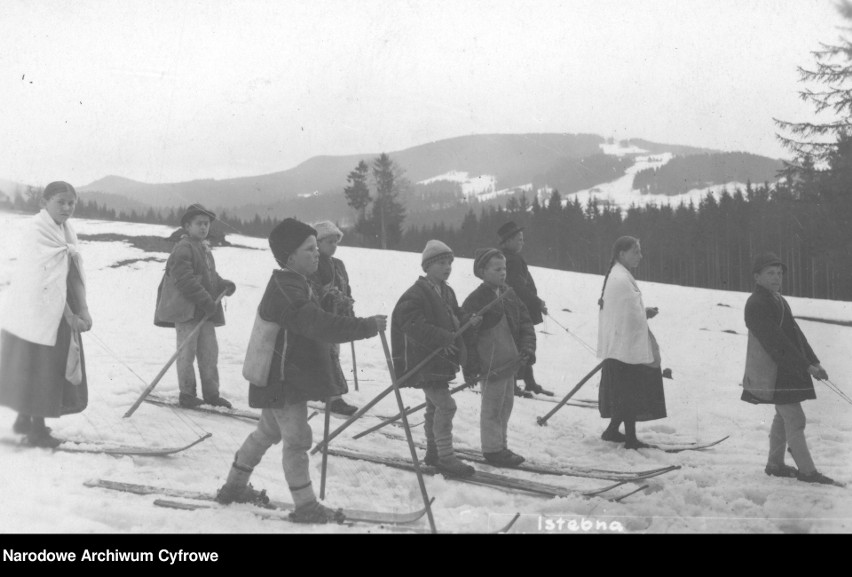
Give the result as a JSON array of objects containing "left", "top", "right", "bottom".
[
  {"left": 155, "top": 203, "right": 236, "bottom": 409},
  {"left": 391, "top": 240, "right": 479, "bottom": 478},
  {"left": 215, "top": 218, "right": 387, "bottom": 523},
  {"left": 462, "top": 248, "right": 535, "bottom": 467},
  {"left": 309, "top": 220, "right": 358, "bottom": 416}
]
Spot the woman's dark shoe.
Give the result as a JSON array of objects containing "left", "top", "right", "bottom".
[
  {"left": 12, "top": 414, "right": 32, "bottom": 435},
  {"left": 601, "top": 429, "right": 627, "bottom": 443},
  {"left": 797, "top": 470, "right": 839, "bottom": 485},
  {"left": 25, "top": 427, "right": 62, "bottom": 449},
  {"left": 765, "top": 464, "right": 798, "bottom": 478}
]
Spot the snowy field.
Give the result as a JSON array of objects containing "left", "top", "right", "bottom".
[{"left": 0, "top": 210, "right": 851, "bottom": 534}]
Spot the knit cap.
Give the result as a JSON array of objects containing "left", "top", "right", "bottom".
[
  {"left": 313, "top": 220, "right": 344, "bottom": 242},
  {"left": 473, "top": 247, "right": 504, "bottom": 279},
  {"left": 269, "top": 218, "right": 317, "bottom": 267},
  {"left": 421, "top": 239, "right": 454, "bottom": 272}
]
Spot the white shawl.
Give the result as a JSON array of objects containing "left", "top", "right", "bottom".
[
  {"left": 1, "top": 209, "right": 85, "bottom": 346},
  {"left": 596, "top": 262, "right": 654, "bottom": 365}
]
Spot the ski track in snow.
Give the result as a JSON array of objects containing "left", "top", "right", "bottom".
[{"left": 0, "top": 212, "right": 850, "bottom": 534}]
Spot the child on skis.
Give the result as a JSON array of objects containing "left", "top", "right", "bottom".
[
  {"left": 462, "top": 248, "right": 535, "bottom": 467},
  {"left": 154, "top": 203, "right": 236, "bottom": 409},
  {"left": 215, "top": 218, "right": 387, "bottom": 523},
  {"left": 391, "top": 240, "right": 480, "bottom": 478}
]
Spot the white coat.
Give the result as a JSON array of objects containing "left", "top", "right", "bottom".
[{"left": 596, "top": 262, "right": 656, "bottom": 365}]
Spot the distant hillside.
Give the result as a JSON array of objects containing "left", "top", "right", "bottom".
[
  {"left": 632, "top": 152, "right": 783, "bottom": 195},
  {"left": 78, "top": 133, "right": 605, "bottom": 210},
  {"left": 532, "top": 153, "right": 635, "bottom": 195}
]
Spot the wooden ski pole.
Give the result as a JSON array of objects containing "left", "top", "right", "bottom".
[
  {"left": 320, "top": 397, "right": 332, "bottom": 500},
  {"left": 536, "top": 361, "right": 604, "bottom": 426},
  {"left": 123, "top": 292, "right": 226, "bottom": 418},
  {"left": 350, "top": 341, "right": 359, "bottom": 392},
  {"left": 379, "top": 331, "right": 437, "bottom": 534},
  {"left": 352, "top": 356, "right": 523, "bottom": 440},
  {"left": 310, "top": 289, "right": 512, "bottom": 455}
]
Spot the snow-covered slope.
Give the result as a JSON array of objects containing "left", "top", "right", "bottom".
[{"left": 1, "top": 212, "right": 850, "bottom": 534}]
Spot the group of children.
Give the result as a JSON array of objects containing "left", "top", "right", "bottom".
[{"left": 148, "top": 209, "right": 538, "bottom": 521}]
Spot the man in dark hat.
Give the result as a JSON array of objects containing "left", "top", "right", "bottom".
[
  {"left": 215, "top": 218, "right": 388, "bottom": 523},
  {"left": 741, "top": 252, "right": 836, "bottom": 485},
  {"left": 497, "top": 221, "right": 551, "bottom": 397}
]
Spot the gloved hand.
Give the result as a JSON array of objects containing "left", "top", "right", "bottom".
[
  {"left": 520, "top": 349, "right": 536, "bottom": 366},
  {"left": 222, "top": 281, "right": 237, "bottom": 297},
  {"left": 201, "top": 299, "right": 218, "bottom": 316}
]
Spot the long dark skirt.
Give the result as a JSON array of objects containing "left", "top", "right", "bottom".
[
  {"left": 0, "top": 319, "right": 88, "bottom": 418},
  {"left": 598, "top": 358, "right": 666, "bottom": 422}
]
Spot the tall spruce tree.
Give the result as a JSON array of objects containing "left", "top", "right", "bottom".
[{"left": 343, "top": 160, "right": 371, "bottom": 223}]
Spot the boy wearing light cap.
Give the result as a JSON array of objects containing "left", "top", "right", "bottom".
[
  {"left": 310, "top": 220, "right": 359, "bottom": 416},
  {"left": 216, "top": 218, "right": 387, "bottom": 523},
  {"left": 390, "top": 240, "right": 477, "bottom": 478},
  {"left": 462, "top": 248, "right": 535, "bottom": 467}
]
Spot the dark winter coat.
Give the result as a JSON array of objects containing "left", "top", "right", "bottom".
[
  {"left": 391, "top": 277, "right": 467, "bottom": 387},
  {"left": 154, "top": 237, "right": 232, "bottom": 327},
  {"left": 310, "top": 254, "right": 353, "bottom": 316},
  {"left": 741, "top": 284, "right": 818, "bottom": 405},
  {"left": 461, "top": 283, "right": 535, "bottom": 376},
  {"left": 503, "top": 248, "right": 543, "bottom": 324},
  {"left": 248, "top": 269, "right": 378, "bottom": 406}
]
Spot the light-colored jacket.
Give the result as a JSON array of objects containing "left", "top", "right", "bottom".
[{"left": 597, "top": 262, "right": 654, "bottom": 365}]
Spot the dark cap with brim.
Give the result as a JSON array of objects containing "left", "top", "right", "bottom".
[
  {"left": 752, "top": 252, "right": 787, "bottom": 274},
  {"left": 497, "top": 221, "right": 524, "bottom": 244},
  {"left": 180, "top": 203, "right": 217, "bottom": 227}
]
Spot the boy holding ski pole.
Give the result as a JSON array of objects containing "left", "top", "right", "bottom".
[{"left": 462, "top": 248, "right": 535, "bottom": 467}]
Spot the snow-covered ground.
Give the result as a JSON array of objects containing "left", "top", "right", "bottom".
[{"left": 1, "top": 211, "right": 851, "bottom": 534}]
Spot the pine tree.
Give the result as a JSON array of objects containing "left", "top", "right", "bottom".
[{"left": 344, "top": 160, "right": 371, "bottom": 223}]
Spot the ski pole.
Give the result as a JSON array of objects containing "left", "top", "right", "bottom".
[
  {"left": 378, "top": 331, "right": 437, "bottom": 534},
  {"left": 310, "top": 288, "right": 512, "bottom": 455},
  {"left": 352, "top": 356, "right": 523, "bottom": 440},
  {"left": 351, "top": 341, "right": 359, "bottom": 392},
  {"left": 545, "top": 313, "right": 597, "bottom": 357},
  {"left": 123, "top": 292, "right": 226, "bottom": 418},
  {"left": 320, "top": 397, "right": 332, "bottom": 500},
  {"left": 537, "top": 361, "right": 604, "bottom": 426}
]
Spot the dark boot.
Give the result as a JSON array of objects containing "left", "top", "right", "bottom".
[
  {"left": 483, "top": 449, "right": 524, "bottom": 468},
  {"left": 179, "top": 393, "right": 204, "bottom": 408},
  {"left": 216, "top": 456, "right": 269, "bottom": 506},
  {"left": 12, "top": 414, "right": 31, "bottom": 435},
  {"left": 797, "top": 470, "right": 838, "bottom": 485},
  {"left": 329, "top": 398, "right": 358, "bottom": 416},
  {"left": 601, "top": 429, "right": 627, "bottom": 443},
  {"left": 289, "top": 501, "right": 346, "bottom": 524},
  {"left": 436, "top": 455, "right": 476, "bottom": 478},
  {"left": 423, "top": 442, "right": 438, "bottom": 466},
  {"left": 765, "top": 464, "right": 798, "bottom": 478},
  {"left": 25, "top": 419, "right": 61, "bottom": 449},
  {"left": 206, "top": 396, "right": 233, "bottom": 409}
]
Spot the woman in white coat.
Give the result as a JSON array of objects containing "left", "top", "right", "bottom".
[{"left": 596, "top": 236, "right": 666, "bottom": 449}]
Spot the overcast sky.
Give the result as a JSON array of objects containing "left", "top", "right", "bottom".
[{"left": 0, "top": 0, "right": 844, "bottom": 186}]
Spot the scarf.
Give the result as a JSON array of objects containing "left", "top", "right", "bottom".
[{"left": 1, "top": 209, "right": 85, "bottom": 346}]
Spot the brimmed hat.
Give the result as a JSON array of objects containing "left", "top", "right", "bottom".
[
  {"left": 473, "top": 247, "right": 504, "bottom": 279},
  {"left": 421, "top": 239, "right": 454, "bottom": 271},
  {"left": 313, "top": 220, "right": 344, "bottom": 242},
  {"left": 180, "top": 203, "right": 216, "bottom": 227},
  {"left": 752, "top": 252, "right": 787, "bottom": 274},
  {"left": 497, "top": 221, "right": 524, "bottom": 243},
  {"left": 269, "top": 218, "right": 317, "bottom": 267}
]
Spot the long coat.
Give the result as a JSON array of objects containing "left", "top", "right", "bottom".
[
  {"left": 391, "top": 277, "right": 466, "bottom": 387},
  {"left": 503, "top": 248, "right": 543, "bottom": 325},
  {"left": 741, "top": 284, "right": 818, "bottom": 405},
  {"left": 248, "top": 269, "right": 378, "bottom": 406},
  {"left": 154, "top": 237, "right": 230, "bottom": 327},
  {"left": 461, "top": 283, "right": 535, "bottom": 376}
]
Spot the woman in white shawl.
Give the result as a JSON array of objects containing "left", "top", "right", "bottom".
[
  {"left": 0, "top": 181, "right": 91, "bottom": 447},
  {"left": 596, "top": 236, "right": 666, "bottom": 449}
]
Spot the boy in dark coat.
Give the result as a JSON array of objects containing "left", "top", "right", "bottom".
[
  {"left": 462, "top": 248, "right": 535, "bottom": 467},
  {"left": 309, "top": 220, "right": 358, "bottom": 416},
  {"left": 216, "top": 218, "right": 386, "bottom": 523},
  {"left": 391, "top": 240, "right": 478, "bottom": 478},
  {"left": 742, "top": 253, "right": 835, "bottom": 485},
  {"left": 497, "top": 221, "right": 550, "bottom": 396},
  {"left": 154, "top": 204, "right": 236, "bottom": 408}
]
